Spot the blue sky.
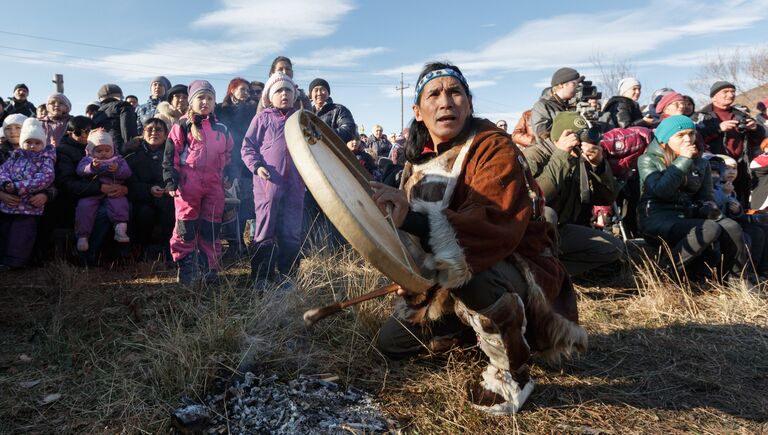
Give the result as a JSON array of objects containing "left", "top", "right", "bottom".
[{"left": 3, "top": 0, "right": 768, "bottom": 136}]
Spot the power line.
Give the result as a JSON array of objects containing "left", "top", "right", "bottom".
[{"left": 0, "top": 50, "right": 391, "bottom": 90}]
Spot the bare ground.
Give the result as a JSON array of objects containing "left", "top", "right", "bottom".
[{"left": 1, "top": 249, "right": 767, "bottom": 434}]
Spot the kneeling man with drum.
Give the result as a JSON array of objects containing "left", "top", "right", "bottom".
[{"left": 371, "top": 62, "right": 587, "bottom": 414}]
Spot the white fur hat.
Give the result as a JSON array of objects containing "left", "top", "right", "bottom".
[
  {"left": 86, "top": 129, "right": 114, "bottom": 155},
  {"left": 3, "top": 113, "right": 28, "bottom": 128},
  {"left": 19, "top": 117, "right": 46, "bottom": 145}
]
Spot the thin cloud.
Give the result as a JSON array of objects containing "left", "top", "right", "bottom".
[
  {"left": 79, "top": 0, "right": 355, "bottom": 81},
  {"left": 381, "top": 0, "right": 768, "bottom": 77},
  {"left": 292, "top": 47, "right": 389, "bottom": 68}
]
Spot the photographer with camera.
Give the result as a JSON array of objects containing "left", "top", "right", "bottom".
[
  {"left": 638, "top": 115, "right": 747, "bottom": 281},
  {"left": 531, "top": 67, "right": 582, "bottom": 143},
  {"left": 693, "top": 81, "right": 765, "bottom": 207},
  {"left": 524, "top": 112, "right": 624, "bottom": 278}
]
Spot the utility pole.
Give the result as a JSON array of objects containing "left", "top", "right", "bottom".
[
  {"left": 52, "top": 74, "right": 64, "bottom": 93},
  {"left": 396, "top": 72, "right": 410, "bottom": 132}
]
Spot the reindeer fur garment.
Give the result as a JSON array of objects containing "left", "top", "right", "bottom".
[{"left": 395, "top": 119, "right": 586, "bottom": 358}]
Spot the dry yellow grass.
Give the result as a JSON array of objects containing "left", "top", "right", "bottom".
[{"left": 1, "top": 248, "right": 767, "bottom": 433}]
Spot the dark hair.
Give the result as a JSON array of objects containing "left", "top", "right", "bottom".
[
  {"left": 66, "top": 115, "right": 94, "bottom": 136},
  {"left": 404, "top": 62, "right": 473, "bottom": 164},
  {"left": 682, "top": 95, "right": 695, "bottom": 114},
  {"left": 143, "top": 117, "right": 168, "bottom": 134},
  {"left": 85, "top": 104, "right": 99, "bottom": 114},
  {"left": 269, "top": 56, "right": 293, "bottom": 75},
  {"left": 36, "top": 104, "right": 46, "bottom": 111},
  {"left": 125, "top": 95, "right": 138, "bottom": 101},
  {"left": 250, "top": 80, "right": 264, "bottom": 88}
]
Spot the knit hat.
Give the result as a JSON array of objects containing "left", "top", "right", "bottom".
[
  {"left": 710, "top": 80, "right": 735, "bottom": 97},
  {"left": 188, "top": 80, "right": 216, "bottom": 103},
  {"left": 47, "top": 93, "right": 72, "bottom": 111},
  {"left": 550, "top": 111, "right": 589, "bottom": 142},
  {"left": 86, "top": 130, "right": 114, "bottom": 155},
  {"left": 551, "top": 67, "right": 583, "bottom": 87},
  {"left": 19, "top": 117, "right": 46, "bottom": 145},
  {"left": 308, "top": 78, "right": 330, "bottom": 95},
  {"left": 655, "top": 115, "right": 695, "bottom": 144},
  {"left": 618, "top": 77, "right": 641, "bottom": 97},
  {"left": 14, "top": 83, "right": 28, "bottom": 92},
  {"left": 262, "top": 73, "right": 296, "bottom": 108},
  {"left": 3, "top": 113, "right": 27, "bottom": 128},
  {"left": 655, "top": 92, "right": 684, "bottom": 114},
  {"left": 97, "top": 83, "right": 123, "bottom": 101},
  {"left": 167, "top": 84, "right": 188, "bottom": 101},
  {"left": 150, "top": 76, "right": 171, "bottom": 92}
]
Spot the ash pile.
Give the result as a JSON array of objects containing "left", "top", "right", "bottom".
[{"left": 172, "top": 372, "right": 396, "bottom": 434}]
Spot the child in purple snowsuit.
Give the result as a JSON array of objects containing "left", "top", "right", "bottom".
[
  {"left": 163, "top": 80, "right": 233, "bottom": 285},
  {"left": 75, "top": 130, "right": 132, "bottom": 252},
  {"left": 0, "top": 118, "right": 55, "bottom": 269},
  {"left": 242, "top": 73, "right": 305, "bottom": 283}
]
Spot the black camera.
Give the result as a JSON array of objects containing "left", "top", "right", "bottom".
[
  {"left": 732, "top": 105, "right": 753, "bottom": 134},
  {"left": 576, "top": 80, "right": 602, "bottom": 103},
  {"left": 684, "top": 201, "right": 722, "bottom": 220}
]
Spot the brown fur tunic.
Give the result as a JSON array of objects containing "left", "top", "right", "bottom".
[{"left": 398, "top": 118, "right": 584, "bottom": 356}]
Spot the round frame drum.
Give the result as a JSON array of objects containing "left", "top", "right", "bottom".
[{"left": 285, "top": 111, "right": 434, "bottom": 294}]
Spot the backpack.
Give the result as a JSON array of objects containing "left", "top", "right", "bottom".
[{"left": 599, "top": 126, "right": 653, "bottom": 180}]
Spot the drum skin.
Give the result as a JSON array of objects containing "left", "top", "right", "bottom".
[{"left": 285, "top": 111, "right": 434, "bottom": 294}]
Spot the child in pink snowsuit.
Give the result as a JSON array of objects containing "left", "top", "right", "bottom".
[
  {"left": 75, "top": 130, "right": 132, "bottom": 252},
  {"left": 0, "top": 118, "right": 55, "bottom": 269},
  {"left": 163, "top": 80, "right": 233, "bottom": 285},
  {"left": 241, "top": 73, "right": 305, "bottom": 284}
]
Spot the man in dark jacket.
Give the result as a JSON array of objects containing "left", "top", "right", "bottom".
[
  {"left": 124, "top": 118, "right": 174, "bottom": 260},
  {"left": 309, "top": 78, "right": 357, "bottom": 143},
  {"left": 92, "top": 84, "right": 139, "bottom": 154},
  {"left": 530, "top": 68, "right": 581, "bottom": 143},
  {"left": 523, "top": 112, "right": 624, "bottom": 277},
  {"left": 4, "top": 84, "right": 36, "bottom": 120},
  {"left": 693, "top": 81, "right": 765, "bottom": 206}
]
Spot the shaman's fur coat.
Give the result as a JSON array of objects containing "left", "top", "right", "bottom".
[{"left": 398, "top": 118, "right": 586, "bottom": 360}]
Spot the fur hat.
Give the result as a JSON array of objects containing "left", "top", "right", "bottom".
[
  {"left": 86, "top": 130, "right": 114, "bottom": 155},
  {"left": 97, "top": 84, "right": 124, "bottom": 101},
  {"left": 3, "top": 113, "right": 28, "bottom": 128},
  {"left": 618, "top": 77, "right": 641, "bottom": 96},
  {"left": 262, "top": 73, "right": 297, "bottom": 108},
  {"left": 47, "top": 93, "right": 72, "bottom": 111},
  {"left": 308, "top": 78, "right": 330, "bottom": 95},
  {"left": 19, "top": 117, "right": 46, "bottom": 145},
  {"left": 188, "top": 80, "right": 216, "bottom": 103},
  {"left": 655, "top": 115, "right": 695, "bottom": 144}
]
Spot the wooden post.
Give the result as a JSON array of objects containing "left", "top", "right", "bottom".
[{"left": 52, "top": 74, "right": 64, "bottom": 93}]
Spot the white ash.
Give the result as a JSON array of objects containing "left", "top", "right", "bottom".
[{"left": 173, "top": 372, "right": 396, "bottom": 434}]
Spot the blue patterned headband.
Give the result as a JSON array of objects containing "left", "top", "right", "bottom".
[{"left": 414, "top": 68, "right": 469, "bottom": 104}]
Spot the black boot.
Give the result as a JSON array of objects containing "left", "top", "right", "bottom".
[
  {"left": 250, "top": 242, "right": 277, "bottom": 285},
  {"left": 176, "top": 255, "right": 198, "bottom": 285}
]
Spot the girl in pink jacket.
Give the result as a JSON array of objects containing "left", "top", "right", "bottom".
[{"left": 163, "top": 80, "right": 233, "bottom": 285}]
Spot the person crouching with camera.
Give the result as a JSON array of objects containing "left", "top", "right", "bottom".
[
  {"left": 638, "top": 115, "right": 748, "bottom": 282},
  {"left": 693, "top": 81, "right": 765, "bottom": 207}
]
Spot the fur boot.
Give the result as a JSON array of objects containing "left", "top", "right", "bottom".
[{"left": 455, "top": 293, "right": 535, "bottom": 415}]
